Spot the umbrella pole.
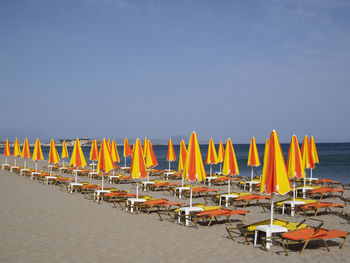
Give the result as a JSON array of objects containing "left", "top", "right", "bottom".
[
  {"left": 169, "top": 161, "right": 171, "bottom": 171},
  {"left": 147, "top": 169, "right": 150, "bottom": 182},
  {"left": 136, "top": 179, "right": 139, "bottom": 199},
  {"left": 250, "top": 166, "right": 253, "bottom": 181},
  {"left": 124, "top": 157, "right": 126, "bottom": 168},
  {"left": 101, "top": 172, "right": 104, "bottom": 191},
  {"left": 75, "top": 169, "right": 78, "bottom": 183},
  {"left": 181, "top": 176, "right": 184, "bottom": 187},
  {"left": 24, "top": 159, "right": 26, "bottom": 169},
  {"left": 220, "top": 163, "right": 222, "bottom": 174},
  {"left": 35, "top": 161, "right": 37, "bottom": 172},
  {"left": 228, "top": 174, "right": 231, "bottom": 194},
  {"left": 14, "top": 158, "right": 17, "bottom": 167},
  {"left": 190, "top": 183, "right": 193, "bottom": 208},
  {"left": 5, "top": 157, "right": 7, "bottom": 164},
  {"left": 210, "top": 164, "right": 212, "bottom": 176},
  {"left": 63, "top": 159, "right": 65, "bottom": 168},
  {"left": 270, "top": 193, "right": 274, "bottom": 226},
  {"left": 310, "top": 168, "right": 313, "bottom": 184}
]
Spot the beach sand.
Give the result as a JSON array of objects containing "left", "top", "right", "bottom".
[{"left": 0, "top": 156, "right": 349, "bottom": 263}]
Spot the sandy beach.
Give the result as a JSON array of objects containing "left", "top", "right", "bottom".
[{"left": 0, "top": 156, "right": 349, "bottom": 263}]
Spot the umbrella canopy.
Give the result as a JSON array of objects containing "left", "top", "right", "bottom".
[
  {"left": 89, "top": 140, "right": 99, "bottom": 162},
  {"left": 310, "top": 136, "right": 319, "bottom": 164},
  {"left": 142, "top": 138, "right": 148, "bottom": 157},
  {"left": 205, "top": 138, "right": 218, "bottom": 176},
  {"left": 49, "top": 139, "right": 60, "bottom": 165},
  {"left": 111, "top": 140, "right": 120, "bottom": 164},
  {"left": 107, "top": 139, "right": 112, "bottom": 153},
  {"left": 13, "top": 138, "right": 21, "bottom": 166},
  {"left": 97, "top": 138, "right": 115, "bottom": 190},
  {"left": 178, "top": 140, "right": 187, "bottom": 172},
  {"left": 247, "top": 137, "right": 261, "bottom": 181},
  {"left": 260, "top": 130, "right": 291, "bottom": 225},
  {"left": 145, "top": 140, "right": 158, "bottom": 169},
  {"left": 130, "top": 138, "right": 147, "bottom": 198},
  {"left": 3, "top": 139, "right": 11, "bottom": 164},
  {"left": 70, "top": 138, "right": 87, "bottom": 182},
  {"left": 167, "top": 138, "right": 176, "bottom": 171},
  {"left": 123, "top": 137, "right": 133, "bottom": 168},
  {"left": 61, "top": 141, "right": 69, "bottom": 159},
  {"left": 21, "top": 138, "right": 31, "bottom": 159},
  {"left": 183, "top": 132, "right": 206, "bottom": 207},
  {"left": 301, "top": 135, "right": 315, "bottom": 170},
  {"left": 260, "top": 138, "right": 270, "bottom": 190},
  {"left": 32, "top": 138, "right": 43, "bottom": 171},
  {"left": 222, "top": 138, "right": 239, "bottom": 194},
  {"left": 217, "top": 141, "right": 225, "bottom": 174}
]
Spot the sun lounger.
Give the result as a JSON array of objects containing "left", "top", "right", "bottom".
[
  {"left": 192, "top": 208, "right": 248, "bottom": 228},
  {"left": 309, "top": 187, "right": 344, "bottom": 199},
  {"left": 232, "top": 194, "right": 270, "bottom": 211},
  {"left": 298, "top": 202, "right": 345, "bottom": 217}
]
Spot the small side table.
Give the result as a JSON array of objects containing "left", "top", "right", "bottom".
[
  {"left": 219, "top": 194, "right": 238, "bottom": 207},
  {"left": 254, "top": 224, "right": 288, "bottom": 251},
  {"left": 178, "top": 207, "right": 203, "bottom": 226}
]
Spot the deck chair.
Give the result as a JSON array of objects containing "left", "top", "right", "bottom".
[
  {"left": 309, "top": 187, "right": 344, "bottom": 199},
  {"left": 232, "top": 194, "right": 270, "bottom": 211},
  {"left": 298, "top": 202, "right": 345, "bottom": 217},
  {"left": 192, "top": 208, "right": 248, "bottom": 228}
]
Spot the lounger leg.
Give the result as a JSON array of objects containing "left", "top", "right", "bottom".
[
  {"left": 300, "top": 240, "right": 309, "bottom": 255},
  {"left": 340, "top": 236, "right": 348, "bottom": 250},
  {"left": 241, "top": 213, "right": 247, "bottom": 223},
  {"left": 323, "top": 239, "right": 330, "bottom": 252}
]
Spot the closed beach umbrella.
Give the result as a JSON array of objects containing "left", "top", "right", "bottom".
[
  {"left": 222, "top": 138, "right": 239, "bottom": 195},
  {"left": 130, "top": 138, "right": 147, "bottom": 198},
  {"left": 13, "top": 138, "right": 21, "bottom": 166},
  {"left": 21, "top": 138, "right": 31, "bottom": 168},
  {"left": 3, "top": 139, "right": 11, "bottom": 164},
  {"left": 167, "top": 138, "right": 176, "bottom": 171},
  {"left": 145, "top": 140, "right": 158, "bottom": 182},
  {"left": 217, "top": 141, "right": 225, "bottom": 174},
  {"left": 49, "top": 139, "right": 60, "bottom": 175},
  {"left": 260, "top": 138, "right": 270, "bottom": 188},
  {"left": 301, "top": 135, "right": 315, "bottom": 182},
  {"left": 178, "top": 140, "right": 187, "bottom": 172},
  {"left": 309, "top": 136, "right": 319, "bottom": 180},
  {"left": 123, "top": 137, "right": 133, "bottom": 167},
  {"left": 205, "top": 138, "right": 218, "bottom": 176},
  {"left": 260, "top": 130, "right": 291, "bottom": 225},
  {"left": 107, "top": 139, "right": 112, "bottom": 153},
  {"left": 142, "top": 138, "right": 148, "bottom": 158},
  {"left": 61, "top": 140, "right": 69, "bottom": 167},
  {"left": 89, "top": 140, "right": 99, "bottom": 162},
  {"left": 247, "top": 137, "right": 261, "bottom": 181},
  {"left": 183, "top": 132, "right": 206, "bottom": 207},
  {"left": 97, "top": 139, "right": 115, "bottom": 190},
  {"left": 70, "top": 138, "right": 87, "bottom": 183},
  {"left": 287, "top": 135, "right": 305, "bottom": 209},
  {"left": 32, "top": 138, "right": 44, "bottom": 172},
  {"left": 110, "top": 139, "right": 120, "bottom": 175}
]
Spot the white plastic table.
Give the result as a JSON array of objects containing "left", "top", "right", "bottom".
[
  {"left": 30, "top": 172, "right": 41, "bottom": 179},
  {"left": 108, "top": 175, "right": 120, "bottom": 184},
  {"left": 88, "top": 172, "right": 99, "bottom": 180},
  {"left": 69, "top": 182, "right": 83, "bottom": 193},
  {"left": 20, "top": 168, "right": 30, "bottom": 175},
  {"left": 45, "top": 176, "right": 57, "bottom": 185},
  {"left": 282, "top": 200, "right": 306, "bottom": 216},
  {"left": 94, "top": 189, "right": 110, "bottom": 202},
  {"left": 219, "top": 194, "right": 238, "bottom": 207},
  {"left": 1, "top": 164, "right": 10, "bottom": 170},
  {"left": 141, "top": 181, "right": 155, "bottom": 191},
  {"left": 296, "top": 186, "right": 314, "bottom": 199},
  {"left": 254, "top": 224, "right": 288, "bottom": 250},
  {"left": 126, "top": 198, "right": 146, "bottom": 213},
  {"left": 178, "top": 207, "right": 203, "bottom": 226},
  {"left": 205, "top": 176, "right": 217, "bottom": 186},
  {"left": 10, "top": 166, "right": 19, "bottom": 172},
  {"left": 59, "top": 167, "right": 67, "bottom": 173},
  {"left": 174, "top": 186, "right": 190, "bottom": 198},
  {"left": 164, "top": 171, "right": 174, "bottom": 180},
  {"left": 244, "top": 181, "right": 260, "bottom": 192}
]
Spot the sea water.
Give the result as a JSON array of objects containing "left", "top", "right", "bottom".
[{"left": 3, "top": 143, "right": 350, "bottom": 184}]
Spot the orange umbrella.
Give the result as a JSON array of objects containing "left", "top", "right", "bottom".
[
  {"left": 130, "top": 138, "right": 147, "bottom": 198},
  {"left": 183, "top": 132, "right": 206, "bottom": 207},
  {"left": 260, "top": 138, "right": 270, "bottom": 189},
  {"left": 260, "top": 130, "right": 291, "bottom": 226},
  {"left": 247, "top": 137, "right": 261, "bottom": 181},
  {"left": 178, "top": 140, "right": 187, "bottom": 187},
  {"left": 167, "top": 138, "right": 176, "bottom": 171},
  {"left": 145, "top": 140, "right": 158, "bottom": 182},
  {"left": 301, "top": 135, "right": 315, "bottom": 183},
  {"left": 287, "top": 135, "right": 305, "bottom": 210},
  {"left": 123, "top": 137, "right": 133, "bottom": 167},
  {"left": 61, "top": 140, "right": 69, "bottom": 167},
  {"left": 222, "top": 138, "right": 239, "bottom": 195},
  {"left": 70, "top": 138, "right": 87, "bottom": 182},
  {"left": 21, "top": 138, "right": 31, "bottom": 168},
  {"left": 32, "top": 138, "right": 44, "bottom": 172},
  {"left": 205, "top": 138, "right": 218, "bottom": 176},
  {"left": 3, "top": 139, "right": 11, "bottom": 164},
  {"left": 309, "top": 136, "right": 319, "bottom": 181},
  {"left": 217, "top": 141, "right": 225, "bottom": 174},
  {"left": 97, "top": 138, "right": 115, "bottom": 190},
  {"left": 110, "top": 139, "right": 120, "bottom": 176},
  {"left": 142, "top": 138, "right": 148, "bottom": 157},
  {"left": 13, "top": 138, "right": 21, "bottom": 167},
  {"left": 89, "top": 140, "right": 99, "bottom": 172},
  {"left": 49, "top": 139, "right": 60, "bottom": 175}
]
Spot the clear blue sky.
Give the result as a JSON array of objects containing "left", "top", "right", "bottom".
[{"left": 1, "top": 0, "right": 350, "bottom": 143}]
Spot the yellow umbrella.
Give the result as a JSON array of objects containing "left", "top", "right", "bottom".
[
  {"left": 260, "top": 138, "right": 270, "bottom": 190},
  {"left": 247, "top": 137, "right": 261, "bottom": 181},
  {"left": 301, "top": 135, "right": 315, "bottom": 183},
  {"left": 3, "top": 139, "right": 11, "bottom": 165},
  {"left": 13, "top": 138, "right": 21, "bottom": 167},
  {"left": 89, "top": 140, "right": 99, "bottom": 161},
  {"left": 123, "top": 137, "right": 133, "bottom": 167},
  {"left": 260, "top": 130, "right": 291, "bottom": 226},
  {"left": 21, "top": 138, "right": 31, "bottom": 168},
  {"left": 287, "top": 135, "right": 305, "bottom": 212},
  {"left": 97, "top": 138, "right": 115, "bottom": 190},
  {"left": 61, "top": 140, "right": 69, "bottom": 167},
  {"left": 309, "top": 136, "right": 319, "bottom": 181},
  {"left": 178, "top": 140, "right": 187, "bottom": 188},
  {"left": 217, "top": 141, "right": 225, "bottom": 174},
  {"left": 32, "top": 138, "right": 44, "bottom": 172},
  {"left": 130, "top": 138, "right": 147, "bottom": 198},
  {"left": 222, "top": 138, "right": 239, "bottom": 194},
  {"left": 70, "top": 138, "right": 87, "bottom": 182},
  {"left": 145, "top": 140, "right": 158, "bottom": 182},
  {"left": 166, "top": 138, "right": 176, "bottom": 171},
  {"left": 142, "top": 137, "right": 148, "bottom": 158},
  {"left": 183, "top": 132, "right": 206, "bottom": 207},
  {"left": 205, "top": 138, "right": 218, "bottom": 176},
  {"left": 111, "top": 140, "right": 120, "bottom": 164},
  {"left": 49, "top": 139, "right": 60, "bottom": 175}
]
